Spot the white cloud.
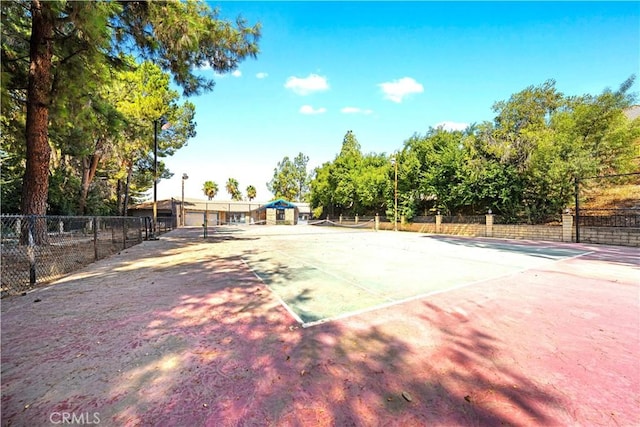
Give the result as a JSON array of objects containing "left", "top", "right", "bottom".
[
  {"left": 378, "top": 77, "right": 424, "bottom": 103},
  {"left": 231, "top": 70, "right": 242, "bottom": 78},
  {"left": 285, "top": 74, "right": 329, "bottom": 95},
  {"left": 434, "top": 121, "right": 469, "bottom": 131},
  {"left": 341, "top": 107, "right": 373, "bottom": 115},
  {"left": 256, "top": 72, "right": 269, "bottom": 79},
  {"left": 299, "top": 105, "right": 327, "bottom": 115}
]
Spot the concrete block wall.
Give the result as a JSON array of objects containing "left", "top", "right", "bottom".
[
  {"left": 266, "top": 208, "right": 276, "bottom": 225},
  {"left": 578, "top": 227, "right": 640, "bottom": 247},
  {"left": 285, "top": 209, "right": 296, "bottom": 225},
  {"left": 400, "top": 223, "right": 437, "bottom": 234},
  {"left": 492, "top": 224, "right": 563, "bottom": 242},
  {"left": 373, "top": 214, "right": 637, "bottom": 247},
  {"left": 438, "top": 223, "right": 486, "bottom": 237}
]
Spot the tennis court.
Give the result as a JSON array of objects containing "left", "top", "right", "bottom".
[
  {"left": 233, "top": 224, "right": 590, "bottom": 326},
  {"left": 2, "top": 224, "right": 638, "bottom": 426}
]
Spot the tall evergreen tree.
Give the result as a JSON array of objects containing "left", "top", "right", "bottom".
[
  {"left": 267, "top": 156, "right": 298, "bottom": 201},
  {"left": 292, "top": 152, "right": 311, "bottom": 202},
  {"left": 268, "top": 153, "right": 310, "bottom": 201},
  {"left": 1, "top": 0, "right": 260, "bottom": 241}
]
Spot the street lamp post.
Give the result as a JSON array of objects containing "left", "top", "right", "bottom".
[
  {"left": 151, "top": 118, "right": 171, "bottom": 240},
  {"left": 150, "top": 120, "right": 160, "bottom": 239},
  {"left": 181, "top": 173, "right": 189, "bottom": 226}
]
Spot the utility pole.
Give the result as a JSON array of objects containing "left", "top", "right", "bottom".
[{"left": 391, "top": 155, "right": 398, "bottom": 231}]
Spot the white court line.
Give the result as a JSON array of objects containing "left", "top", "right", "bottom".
[
  {"left": 240, "top": 257, "right": 304, "bottom": 324},
  {"left": 363, "top": 239, "right": 589, "bottom": 268},
  {"left": 272, "top": 248, "right": 394, "bottom": 302},
  {"left": 301, "top": 249, "right": 595, "bottom": 328},
  {"left": 243, "top": 243, "right": 593, "bottom": 328}
]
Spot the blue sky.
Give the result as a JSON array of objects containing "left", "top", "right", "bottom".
[{"left": 155, "top": 1, "right": 639, "bottom": 202}]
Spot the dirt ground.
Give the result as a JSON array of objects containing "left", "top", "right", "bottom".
[{"left": 1, "top": 226, "right": 638, "bottom": 426}]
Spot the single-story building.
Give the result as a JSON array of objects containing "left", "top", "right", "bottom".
[
  {"left": 295, "top": 202, "right": 311, "bottom": 223},
  {"left": 181, "top": 199, "right": 264, "bottom": 226},
  {"left": 128, "top": 199, "right": 179, "bottom": 228},
  {"left": 129, "top": 198, "right": 311, "bottom": 226},
  {"left": 254, "top": 199, "right": 300, "bottom": 225}
]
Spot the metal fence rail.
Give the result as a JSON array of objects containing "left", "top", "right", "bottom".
[
  {"left": 412, "top": 216, "right": 437, "bottom": 223},
  {"left": 441, "top": 215, "right": 486, "bottom": 224},
  {"left": 493, "top": 213, "right": 563, "bottom": 225},
  {"left": 578, "top": 209, "right": 640, "bottom": 227},
  {"left": 0, "top": 215, "right": 155, "bottom": 297}
]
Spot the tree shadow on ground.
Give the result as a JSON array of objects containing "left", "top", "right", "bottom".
[
  {"left": 407, "top": 301, "right": 565, "bottom": 425},
  {"left": 577, "top": 243, "right": 640, "bottom": 267},
  {"left": 1, "top": 227, "right": 571, "bottom": 426}
]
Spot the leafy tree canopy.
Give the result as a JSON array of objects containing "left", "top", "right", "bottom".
[
  {"left": 246, "top": 185, "right": 257, "bottom": 201},
  {"left": 308, "top": 78, "right": 638, "bottom": 223},
  {"left": 226, "top": 177, "right": 242, "bottom": 201},
  {"left": 268, "top": 152, "right": 310, "bottom": 202},
  {"left": 202, "top": 180, "right": 218, "bottom": 200},
  {"left": 1, "top": 0, "right": 260, "bottom": 222}
]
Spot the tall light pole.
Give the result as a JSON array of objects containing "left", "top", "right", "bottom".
[
  {"left": 151, "top": 118, "right": 171, "bottom": 240},
  {"left": 391, "top": 155, "right": 398, "bottom": 231},
  {"left": 181, "top": 173, "right": 189, "bottom": 227}
]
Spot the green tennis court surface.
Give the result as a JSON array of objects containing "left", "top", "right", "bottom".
[{"left": 233, "top": 226, "right": 589, "bottom": 327}]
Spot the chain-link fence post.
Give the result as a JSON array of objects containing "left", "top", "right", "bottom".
[
  {"left": 122, "top": 217, "right": 127, "bottom": 250},
  {"left": 93, "top": 217, "right": 98, "bottom": 261},
  {"left": 575, "top": 177, "right": 580, "bottom": 243},
  {"left": 144, "top": 217, "right": 150, "bottom": 240},
  {"left": 28, "top": 215, "right": 36, "bottom": 286}
]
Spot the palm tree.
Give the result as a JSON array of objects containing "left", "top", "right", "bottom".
[
  {"left": 202, "top": 181, "right": 218, "bottom": 200},
  {"left": 246, "top": 185, "right": 257, "bottom": 201},
  {"left": 226, "top": 178, "right": 242, "bottom": 201}
]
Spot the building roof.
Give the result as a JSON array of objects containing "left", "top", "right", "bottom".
[
  {"left": 258, "top": 199, "right": 299, "bottom": 210},
  {"left": 183, "top": 200, "right": 263, "bottom": 212},
  {"left": 130, "top": 198, "right": 311, "bottom": 214},
  {"left": 129, "top": 198, "right": 263, "bottom": 212},
  {"left": 129, "top": 199, "right": 176, "bottom": 211},
  {"left": 294, "top": 202, "right": 311, "bottom": 214}
]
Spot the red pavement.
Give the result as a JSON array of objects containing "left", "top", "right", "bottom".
[{"left": 1, "top": 228, "right": 638, "bottom": 426}]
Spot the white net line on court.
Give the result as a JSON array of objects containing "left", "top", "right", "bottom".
[{"left": 208, "top": 220, "right": 269, "bottom": 227}]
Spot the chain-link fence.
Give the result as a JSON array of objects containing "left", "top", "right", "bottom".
[
  {"left": 441, "top": 215, "right": 487, "bottom": 224},
  {"left": 1, "top": 215, "right": 153, "bottom": 297},
  {"left": 155, "top": 216, "right": 174, "bottom": 234}
]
